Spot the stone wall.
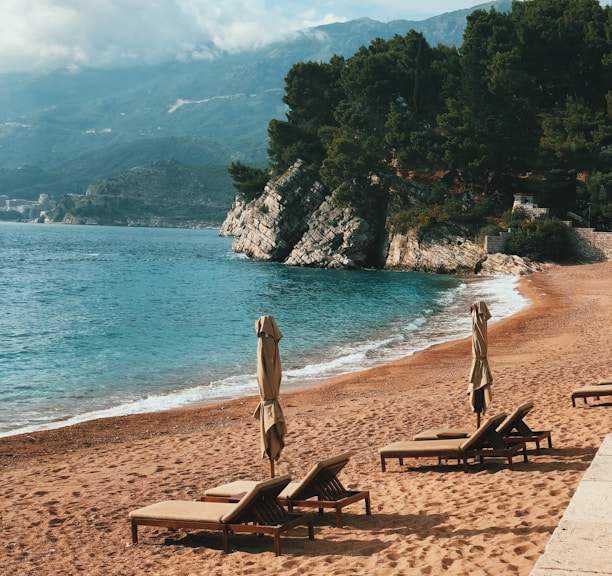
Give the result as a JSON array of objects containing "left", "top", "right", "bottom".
[
  {"left": 571, "top": 228, "right": 612, "bottom": 261},
  {"left": 484, "top": 231, "right": 510, "bottom": 254}
]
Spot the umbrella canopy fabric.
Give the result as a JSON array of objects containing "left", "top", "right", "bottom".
[
  {"left": 253, "top": 315, "right": 287, "bottom": 476},
  {"left": 467, "top": 300, "right": 493, "bottom": 424}
]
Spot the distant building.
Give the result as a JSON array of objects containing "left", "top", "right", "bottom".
[
  {"left": 512, "top": 193, "right": 549, "bottom": 219},
  {"left": 484, "top": 194, "right": 551, "bottom": 254},
  {"left": 1, "top": 194, "right": 55, "bottom": 219}
]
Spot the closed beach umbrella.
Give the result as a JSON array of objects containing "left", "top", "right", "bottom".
[
  {"left": 253, "top": 315, "right": 287, "bottom": 477},
  {"left": 467, "top": 300, "right": 493, "bottom": 427}
]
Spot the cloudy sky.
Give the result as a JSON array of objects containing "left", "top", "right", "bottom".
[{"left": 1, "top": 1, "right": 610, "bottom": 75}]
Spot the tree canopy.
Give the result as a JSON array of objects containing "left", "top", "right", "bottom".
[{"left": 230, "top": 0, "right": 612, "bottom": 232}]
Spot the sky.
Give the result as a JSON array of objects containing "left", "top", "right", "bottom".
[{"left": 0, "top": 1, "right": 610, "bottom": 75}]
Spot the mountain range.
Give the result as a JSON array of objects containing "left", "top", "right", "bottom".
[{"left": 0, "top": 1, "right": 511, "bottom": 207}]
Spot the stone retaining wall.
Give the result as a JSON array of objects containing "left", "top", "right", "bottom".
[
  {"left": 571, "top": 228, "right": 612, "bottom": 261},
  {"left": 486, "top": 228, "right": 612, "bottom": 262}
]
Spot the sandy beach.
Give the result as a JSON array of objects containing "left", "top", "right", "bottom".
[{"left": 2, "top": 262, "right": 611, "bottom": 576}]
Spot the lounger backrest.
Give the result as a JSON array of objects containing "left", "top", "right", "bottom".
[
  {"left": 459, "top": 413, "right": 507, "bottom": 451},
  {"left": 286, "top": 451, "right": 354, "bottom": 499},
  {"left": 221, "top": 474, "right": 291, "bottom": 523},
  {"left": 496, "top": 402, "right": 534, "bottom": 436}
]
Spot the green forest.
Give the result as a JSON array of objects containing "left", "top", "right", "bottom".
[{"left": 230, "top": 0, "right": 612, "bottom": 259}]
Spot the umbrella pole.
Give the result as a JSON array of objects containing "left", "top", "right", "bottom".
[
  {"left": 477, "top": 412, "right": 481, "bottom": 428},
  {"left": 269, "top": 458, "right": 275, "bottom": 478}
]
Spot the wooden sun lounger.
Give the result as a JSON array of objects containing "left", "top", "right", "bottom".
[
  {"left": 379, "top": 413, "right": 528, "bottom": 472},
  {"left": 204, "top": 451, "right": 371, "bottom": 528},
  {"left": 571, "top": 384, "right": 612, "bottom": 407},
  {"left": 413, "top": 402, "right": 552, "bottom": 454},
  {"left": 496, "top": 402, "right": 552, "bottom": 454},
  {"left": 129, "top": 474, "right": 314, "bottom": 556}
]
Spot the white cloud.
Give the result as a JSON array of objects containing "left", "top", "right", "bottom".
[
  {"left": 0, "top": 0, "right": 479, "bottom": 74},
  {"left": 1, "top": 1, "right": 609, "bottom": 74}
]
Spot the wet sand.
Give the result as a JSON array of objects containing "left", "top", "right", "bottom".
[{"left": 1, "top": 262, "right": 611, "bottom": 575}]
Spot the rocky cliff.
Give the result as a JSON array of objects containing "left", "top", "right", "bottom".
[{"left": 221, "top": 160, "right": 546, "bottom": 276}]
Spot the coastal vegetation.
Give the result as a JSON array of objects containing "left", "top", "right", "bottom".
[
  {"left": 231, "top": 0, "right": 612, "bottom": 260},
  {"left": 50, "top": 160, "right": 235, "bottom": 227}
]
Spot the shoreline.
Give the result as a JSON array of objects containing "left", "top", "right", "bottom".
[
  {"left": 0, "top": 271, "right": 527, "bottom": 439},
  {"left": 2, "top": 261, "right": 611, "bottom": 576}
]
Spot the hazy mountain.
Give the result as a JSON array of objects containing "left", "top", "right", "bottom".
[{"left": 0, "top": 1, "right": 511, "bottom": 202}]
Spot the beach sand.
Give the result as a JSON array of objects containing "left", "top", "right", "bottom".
[{"left": 1, "top": 262, "right": 611, "bottom": 576}]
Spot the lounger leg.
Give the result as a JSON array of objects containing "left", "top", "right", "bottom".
[
  {"left": 507, "top": 456, "right": 514, "bottom": 471},
  {"left": 222, "top": 526, "right": 230, "bottom": 554},
  {"left": 572, "top": 396, "right": 576, "bottom": 407},
  {"left": 131, "top": 521, "right": 138, "bottom": 544},
  {"left": 273, "top": 533, "right": 281, "bottom": 557},
  {"left": 380, "top": 456, "right": 387, "bottom": 472},
  {"left": 365, "top": 495, "right": 371, "bottom": 516},
  {"left": 335, "top": 509, "right": 343, "bottom": 529},
  {"left": 547, "top": 436, "right": 552, "bottom": 449}
]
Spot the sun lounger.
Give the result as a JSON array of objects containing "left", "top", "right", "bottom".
[
  {"left": 379, "top": 413, "right": 527, "bottom": 472},
  {"left": 413, "top": 402, "right": 552, "bottom": 454},
  {"left": 204, "top": 451, "right": 370, "bottom": 528},
  {"left": 495, "top": 402, "right": 552, "bottom": 454},
  {"left": 129, "top": 474, "right": 314, "bottom": 556},
  {"left": 571, "top": 384, "right": 612, "bottom": 407}
]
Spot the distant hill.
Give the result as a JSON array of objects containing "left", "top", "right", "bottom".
[
  {"left": 49, "top": 160, "right": 235, "bottom": 227},
  {"left": 0, "top": 1, "right": 511, "bottom": 220}
]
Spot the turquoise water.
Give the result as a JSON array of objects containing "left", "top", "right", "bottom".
[{"left": 0, "top": 222, "right": 527, "bottom": 437}]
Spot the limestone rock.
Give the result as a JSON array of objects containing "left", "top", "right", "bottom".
[
  {"left": 385, "top": 231, "right": 487, "bottom": 274},
  {"left": 478, "top": 253, "right": 550, "bottom": 275},
  {"left": 220, "top": 160, "right": 326, "bottom": 261},
  {"left": 285, "top": 197, "right": 373, "bottom": 269},
  {"left": 220, "top": 161, "right": 547, "bottom": 276},
  {"left": 385, "top": 230, "right": 547, "bottom": 275}
]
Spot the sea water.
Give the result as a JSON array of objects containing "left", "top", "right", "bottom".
[{"left": 0, "top": 222, "right": 527, "bottom": 437}]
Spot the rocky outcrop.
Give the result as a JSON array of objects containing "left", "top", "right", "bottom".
[
  {"left": 385, "top": 232, "right": 545, "bottom": 276},
  {"left": 285, "top": 197, "right": 374, "bottom": 269},
  {"left": 221, "top": 161, "right": 546, "bottom": 276},
  {"left": 386, "top": 231, "right": 485, "bottom": 274},
  {"left": 385, "top": 230, "right": 547, "bottom": 275},
  {"left": 220, "top": 160, "right": 326, "bottom": 261}
]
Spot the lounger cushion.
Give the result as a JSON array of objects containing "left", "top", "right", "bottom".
[
  {"left": 573, "top": 384, "right": 612, "bottom": 395},
  {"left": 413, "top": 428, "right": 473, "bottom": 441},
  {"left": 205, "top": 480, "right": 259, "bottom": 498},
  {"left": 379, "top": 438, "right": 465, "bottom": 456},
  {"left": 129, "top": 500, "right": 236, "bottom": 523},
  {"left": 205, "top": 480, "right": 300, "bottom": 500}
]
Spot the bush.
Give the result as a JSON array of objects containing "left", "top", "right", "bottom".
[
  {"left": 504, "top": 217, "right": 574, "bottom": 261},
  {"left": 502, "top": 207, "right": 530, "bottom": 229},
  {"left": 477, "top": 223, "right": 503, "bottom": 242},
  {"left": 387, "top": 204, "right": 450, "bottom": 238}
]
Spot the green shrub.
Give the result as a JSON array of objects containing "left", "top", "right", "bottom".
[{"left": 504, "top": 217, "right": 574, "bottom": 261}]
